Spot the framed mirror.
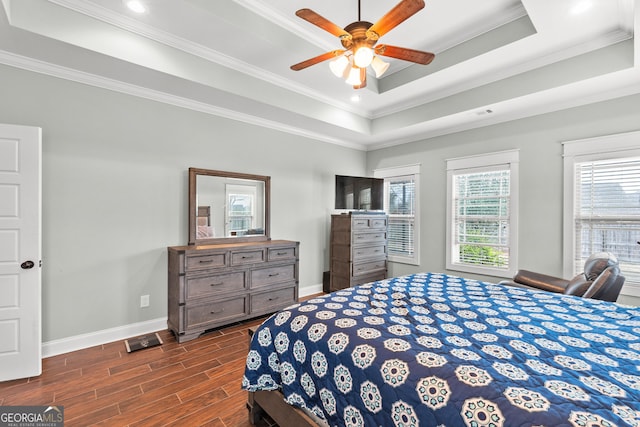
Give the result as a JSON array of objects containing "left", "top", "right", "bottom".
[{"left": 188, "top": 167, "right": 270, "bottom": 245}]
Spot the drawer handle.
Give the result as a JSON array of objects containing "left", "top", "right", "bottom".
[
  {"left": 211, "top": 308, "right": 225, "bottom": 314},
  {"left": 268, "top": 273, "right": 280, "bottom": 277},
  {"left": 199, "top": 259, "right": 214, "bottom": 264},
  {"left": 268, "top": 297, "right": 280, "bottom": 301},
  {"left": 276, "top": 252, "right": 288, "bottom": 256},
  {"left": 210, "top": 282, "right": 223, "bottom": 287}
]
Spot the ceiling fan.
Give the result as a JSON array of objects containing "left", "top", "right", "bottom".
[{"left": 290, "top": 0, "right": 435, "bottom": 89}]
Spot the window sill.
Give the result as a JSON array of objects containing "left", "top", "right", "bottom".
[
  {"left": 446, "top": 262, "right": 514, "bottom": 279},
  {"left": 388, "top": 254, "right": 419, "bottom": 266}
]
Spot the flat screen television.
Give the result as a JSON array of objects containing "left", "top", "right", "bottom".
[{"left": 335, "top": 175, "right": 384, "bottom": 211}]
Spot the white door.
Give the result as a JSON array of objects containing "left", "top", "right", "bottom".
[{"left": 0, "top": 124, "right": 41, "bottom": 381}]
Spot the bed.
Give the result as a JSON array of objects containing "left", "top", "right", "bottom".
[{"left": 242, "top": 272, "right": 640, "bottom": 426}]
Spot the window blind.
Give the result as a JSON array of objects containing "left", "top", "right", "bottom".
[
  {"left": 386, "top": 176, "right": 415, "bottom": 257},
  {"left": 453, "top": 169, "right": 511, "bottom": 269},
  {"left": 574, "top": 158, "right": 640, "bottom": 282}
]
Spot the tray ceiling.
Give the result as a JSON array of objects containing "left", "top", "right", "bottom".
[{"left": 0, "top": 0, "right": 637, "bottom": 149}]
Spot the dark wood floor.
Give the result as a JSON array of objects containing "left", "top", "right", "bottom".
[{"left": 0, "top": 316, "right": 275, "bottom": 427}]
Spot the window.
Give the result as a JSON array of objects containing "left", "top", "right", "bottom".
[
  {"left": 374, "top": 165, "right": 420, "bottom": 265},
  {"left": 563, "top": 131, "right": 640, "bottom": 297},
  {"left": 446, "top": 150, "right": 519, "bottom": 277}
]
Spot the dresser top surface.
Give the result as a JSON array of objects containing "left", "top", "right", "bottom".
[
  {"left": 168, "top": 239, "right": 298, "bottom": 252},
  {"left": 332, "top": 212, "right": 386, "bottom": 217}
]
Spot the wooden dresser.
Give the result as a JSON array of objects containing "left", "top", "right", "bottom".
[
  {"left": 167, "top": 240, "right": 299, "bottom": 342},
  {"left": 329, "top": 212, "right": 388, "bottom": 291}
]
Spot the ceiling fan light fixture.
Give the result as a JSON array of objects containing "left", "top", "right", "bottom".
[
  {"left": 329, "top": 55, "right": 350, "bottom": 78},
  {"left": 353, "top": 46, "right": 374, "bottom": 68},
  {"left": 290, "top": 1, "right": 433, "bottom": 91},
  {"left": 371, "top": 55, "right": 390, "bottom": 78},
  {"left": 345, "top": 66, "right": 363, "bottom": 86}
]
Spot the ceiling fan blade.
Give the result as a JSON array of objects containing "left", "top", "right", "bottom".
[
  {"left": 375, "top": 45, "right": 434, "bottom": 65},
  {"left": 367, "top": 0, "right": 425, "bottom": 39},
  {"left": 296, "top": 9, "right": 351, "bottom": 39},
  {"left": 290, "top": 50, "right": 345, "bottom": 71},
  {"left": 354, "top": 68, "right": 367, "bottom": 89}
]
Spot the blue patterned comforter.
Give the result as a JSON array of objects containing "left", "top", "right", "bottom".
[{"left": 242, "top": 273, "right": 640, "bottom": 427}]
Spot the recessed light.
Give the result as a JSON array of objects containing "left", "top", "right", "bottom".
[
  {"left": 124, "top": 0, "right": 147, "bottom": 14},
  {"left": 570, "top": 0, "right": 593, "bottom": 15}
]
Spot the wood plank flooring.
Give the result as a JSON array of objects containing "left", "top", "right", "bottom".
[{"left": 0, "top": 316, "right": 275, "bottom": 427}]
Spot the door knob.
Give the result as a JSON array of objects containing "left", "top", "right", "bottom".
[{"left": 21, "top": 260, "right": 35, "bottom": 269}]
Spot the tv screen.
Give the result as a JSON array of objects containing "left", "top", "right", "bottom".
[{"left": 335, "top": 175, "right": 384, "bottom": 211}]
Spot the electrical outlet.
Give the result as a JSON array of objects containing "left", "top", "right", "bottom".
[{"left": 140, "top": 294, "right": 150, "bottom": 308}]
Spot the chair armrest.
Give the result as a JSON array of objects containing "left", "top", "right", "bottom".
[
  {"left": 513, "top": 270, "right": 570, "bottom": 293},
  {"left": 582, "top": 266, "right": 624, "bottom": 302},
  {"left": 499, "top": 279, "right": 536, "bottom": 290}
]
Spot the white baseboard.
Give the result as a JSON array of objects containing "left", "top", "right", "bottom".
[
  {"left": 42, "top": 317, "right": 168, "bottom": 358},
  {"left": 42, "top": 284, "right": 325, "bottom": 358},
  {"left": 300, "top": 283, "right": 323, "bottom": 297},
  {"left": 621, "top": 282, "right": 640, "bottom": 298}
]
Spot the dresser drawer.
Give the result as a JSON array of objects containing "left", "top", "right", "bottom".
[
  {"left": 186, "top": 253, "right": 226, "bottom": 271},
  {"left": 252, "top": 264, "right": 296, "bottom": 288},
  {"left": 369, "top": 217, "right": 387, "bottom": 229},
  {"left": 353, "top": 231, "right": 387, "bottom": 244},
  {"left": 185, "top": 296, "right": 247, "bottom": 328},
  {"left": 352, "top": 217, "right": 373, "bottom": 229},
  {"left": 268, "top": 246, "right": 296, "bottom": 261},
  {"left": 352, "top": 271, "right": 387, "bottom": 287},
  {"left": 353, "top": 259, "right": 387, "bottom": 277},
  {"left": 251, "top": 286, "right": 297, "bottom": 314},
  {"left": 186, "top": 271, "right": 246, "bottom": 300},
  {"left": 352, "top": 216, "right": 387, "bottom": 230},
  {"left": 231, "top": 249, "right": 265, "bottom": 265},
  {"left": 353, "top": 244, "right": 386, "bottom": 261}
]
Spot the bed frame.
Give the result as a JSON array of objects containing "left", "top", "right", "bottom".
[
  {"left": 246, "top": 327, "right": 319, "bottom": 427},
  {"left": 247, "top": 389, "right": 319, "bottom": 427}
]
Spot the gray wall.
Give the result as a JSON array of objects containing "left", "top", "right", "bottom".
[
  {"left": 0, "top": 64, "right": 367, "bottom": 342},
  {"left": 367, "top": 93, "right": 640, "bottom": 306},
  {"left": 3, "top": 59, "right": 639, "bottom": 344}
]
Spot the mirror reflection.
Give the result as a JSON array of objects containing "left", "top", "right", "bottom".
[{"left": 189, "top": 168, "right": 270, "bottom": 245}]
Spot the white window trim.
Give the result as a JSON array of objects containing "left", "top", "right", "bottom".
[
  {"left": 562, "top": 130, "right": 640, "bottom": 297},
  {"left": 374, "top": 164, "right": 420, "bottom": 265},
  {"left": 446, "top": 150, "right": 519, "bottom": 278}
]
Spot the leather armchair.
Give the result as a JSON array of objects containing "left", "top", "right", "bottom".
[{"left": 500, "top": 252, "right": 625, "bottom": 302}]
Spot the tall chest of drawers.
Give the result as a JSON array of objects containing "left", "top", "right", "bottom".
[
  {"left": 167, "top": 240, "right": 299, "bottom": 342},
  {"left": 329, "top": 213, "right": 388, "bottom": 291}
]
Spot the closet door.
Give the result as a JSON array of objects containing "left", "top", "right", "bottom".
[{"left": 0, "top": 124, "right": 41, "bottom": 381}]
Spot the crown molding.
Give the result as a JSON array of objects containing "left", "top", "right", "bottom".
[
  {"left": 369, "top": 26, "right": 633, "bottom": 121},
  {"left": 233, "top": 0, "right": 336, "bottom": 52},
  {"left": 45, "top": 0, "right": 369, "bottom": 118},
  {"left": 0, "top": 49, "right": 367, "bottom": 150}
]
